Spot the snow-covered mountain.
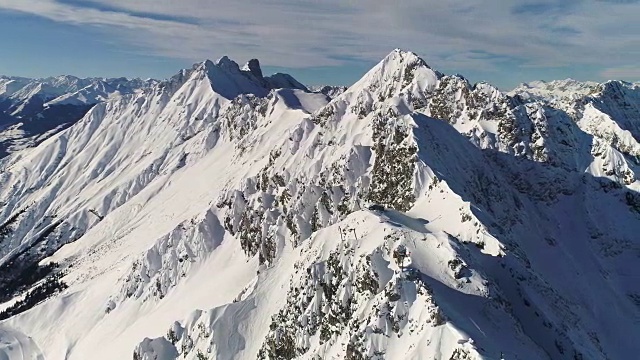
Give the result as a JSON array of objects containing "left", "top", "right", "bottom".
[
  {"left": 309, "top": 85, "right": 348, "bottom": 99},
  {"left": 0, "top": 50, "right": 639, "bottom": 360},
  {"left": 0, "top": 75, "right": 156, "bottom": 158}
]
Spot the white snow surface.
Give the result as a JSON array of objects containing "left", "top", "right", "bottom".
[{"left": 0, "top": 50, "right": 639, "bottom": 360}]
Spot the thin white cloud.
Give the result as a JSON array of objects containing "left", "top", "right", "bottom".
[
  {"left": 1, "top": 0, "right": 639, "bottom": 81},
  {"left": 0, "top": 0, "right": 190, "bottom": 30},
  {"left": 600, "top": 66, "right": 640, "bottom": 81}
]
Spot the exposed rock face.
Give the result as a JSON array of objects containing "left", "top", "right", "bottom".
[{"left": 244, "top": 59, "right": 264, "bottom": 80}]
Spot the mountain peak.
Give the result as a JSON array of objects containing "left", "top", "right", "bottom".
[
  {"left": 383, "top": 48, "right": 432, "bottom": 69},
  {"left": 242, "top": 59, "right": 264, "bottom": 80},
  {"left": 201, "top": 59, "right": 215, "bottom": 69},
  {"left": 214, "top": 56, "right": 241, "bottom": 73},
  {"left": 332, "top": 48, "right": 440, "bottom": 110},
  {"left": 182, "top": 56, "right": 308, "bottom": 99}
]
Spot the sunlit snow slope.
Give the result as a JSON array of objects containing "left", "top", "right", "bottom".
[{"left": 0, "top": 75, "right": 156, "bottom": 158}]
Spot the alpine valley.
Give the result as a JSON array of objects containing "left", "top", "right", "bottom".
[{"left": 0, "top": 49, "right": 638, "bottom": 360}]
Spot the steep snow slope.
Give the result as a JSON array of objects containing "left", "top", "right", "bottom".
[
  {"left": 0, "top": 75, "right": 155, "bottom": 158},
  {"left": 0, "top": 50, "right": 639, "bottom": 360},
  {"left": 0, "top": 327, "right": 44, "bottom": 360}
]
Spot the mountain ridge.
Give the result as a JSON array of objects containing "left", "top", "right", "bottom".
[{"left": 0, "top": 75, "right": 157, "bottom": 158}]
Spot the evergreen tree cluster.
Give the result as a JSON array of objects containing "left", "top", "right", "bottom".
[{"left": 0, "top": 266, "right": 67, "bottom": 320}]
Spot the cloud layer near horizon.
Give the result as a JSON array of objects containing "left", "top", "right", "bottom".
[{"left": 1, "top": 0, "right": 639, "bottom": 81}]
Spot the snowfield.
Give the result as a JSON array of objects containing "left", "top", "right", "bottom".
[
  {"left": 0, "top": 50, "right": 639, "bottom": 360},
  {"left": 0, "top": 327, "right": 44, "bottom": 360}
]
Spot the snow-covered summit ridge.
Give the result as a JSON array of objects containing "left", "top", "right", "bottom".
[
  {"left": 0, "top": 55, "right": 308, "bottom": 159},
  {"left": 346, "top": 48, "right": 441, "bottom": 100},
  {"left": 196, "top": 56, "right": 308, "bottom": 99}
]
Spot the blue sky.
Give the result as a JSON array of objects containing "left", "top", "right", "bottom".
[{"left": 1, "top": 0, "right": 639, "bottom": 89}]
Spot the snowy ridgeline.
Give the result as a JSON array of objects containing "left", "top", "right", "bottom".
[
  {"left": 0, "top": 76, "right": 159, "bottom": 158},
  {"left": 0, "top": 50, "right": 639, "bottom": 360}
]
